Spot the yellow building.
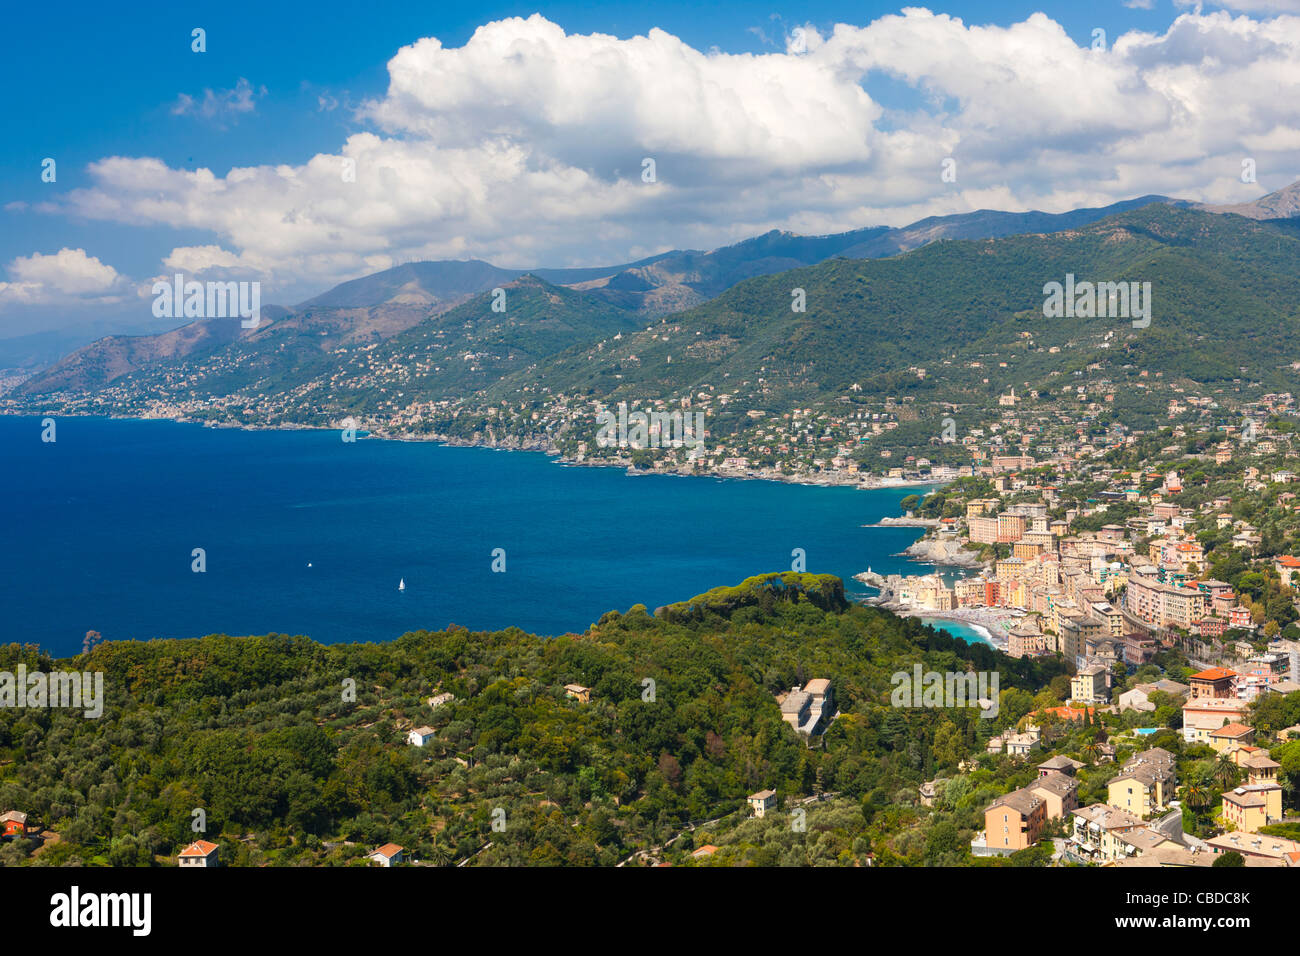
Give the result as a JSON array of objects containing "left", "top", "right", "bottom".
[
  {"left": 1107, "top": 748, "right": 1176, "bottom": 818},
  {"left": 1221, "top": 753, "right": 1284, "bottom": 833},
  {"left": 1208, "top": 723, "right": 1255, "bottom": 754}
]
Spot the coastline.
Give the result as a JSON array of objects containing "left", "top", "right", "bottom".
[
  {"left": 1, "top": 409, "right": 950, "bottom": 494},
  {"left": 883, "top": 604, "right": 1017, "bottom": 649}
]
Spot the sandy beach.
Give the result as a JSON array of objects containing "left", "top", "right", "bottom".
[{"left": 874, "top": 602, "right": 1024, "bottom": 648}]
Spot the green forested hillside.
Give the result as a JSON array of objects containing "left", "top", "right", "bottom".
[
  {"left": 1, "top": 573, "right": 1085, "bottom": 867},
  {"left": 492, "top": 204, "right": 1300, "bottom": 410}
]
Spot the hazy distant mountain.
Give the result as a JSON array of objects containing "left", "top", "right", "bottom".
[
  {"left": 19, "top": 203, "right": 1300, "bottom": 439},
  {"left": 838, "top": 195, "right": 1189, "bottom": 258},
  {"left": 1198, "top": 179, "right": 1300, "bottom": 221},
  {"left": 21, "top": 185, "right": 1299, "bottom": 400},
  {"left": 12, "top": 306, "right": 291, "bottom": 397},
  {"left": 298, "top": 254, "right": 678, "bottom": 313}
]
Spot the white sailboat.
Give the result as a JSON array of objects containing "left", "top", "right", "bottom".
[{"left": 398, "top": 578, "right": 406, "bottom": 592}]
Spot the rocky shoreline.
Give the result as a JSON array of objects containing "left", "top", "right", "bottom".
[
  {"left": 898, "top": 536, "right": 988, "bottom": 568},
  {"left": 8, "top": 408, "right": 951, "bottom": 495},
  {"left": 867, "top": 516, "right": 941, "bottom": 528}
]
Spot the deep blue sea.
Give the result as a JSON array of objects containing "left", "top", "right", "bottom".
[{"left": 2, "top": 415, "right": 959, "bottom": 656}]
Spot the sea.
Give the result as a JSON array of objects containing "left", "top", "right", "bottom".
[{"left": 1, "top": 415, "right": 985, "bottom": 657}]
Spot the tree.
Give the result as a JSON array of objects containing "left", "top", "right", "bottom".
[
  {"left": 1212, "top": 752, "right": 1239, "bottom": 790},
  {"left": 1212, "top": 850, "right": 1245, "bottom": 867}
]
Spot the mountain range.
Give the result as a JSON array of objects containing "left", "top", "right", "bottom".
[{"left": 10, "top": 180, "right": 1300, "bottom": 411}]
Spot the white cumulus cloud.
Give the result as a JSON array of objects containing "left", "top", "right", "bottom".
[
  {"left": 36, "top": 8, "right": 1300, "bottom": 298},
  {"left": 0, "top": 248, "right": 127, "bottom": 307}
]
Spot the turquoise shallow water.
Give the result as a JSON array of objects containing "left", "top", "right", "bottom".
[
  {"left": 918, "top": 617, "right": 994, "bottom": 648},
  {"left": 1, "top": 415, "right": 945, "bottom": 655}
]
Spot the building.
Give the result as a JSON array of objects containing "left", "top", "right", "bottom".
[
  {"left": 1028, "top": 771, "right": 1080, "bottom": 819},
  {"left": 1118, "top": 680, "right": 1188, "bottom": 713},
  {"left": 564, "top": 683, "right": 592, "bottom": 703},
  {"left": 1069, "top": 804, "right": 1173, "bottom": 863},
  {"left": 1124, "top": 572, "right": 1207, "bottom": 629},
  {"left": 1071, "top": 664, "right": 1110, "bottom": 703},
  {"left": 428, "top": 692, "right": 455, "bottom": 709},
  {"left": 748, "top": 790, "right": 777, "bottom": 818},
  {"left": 1189, "top": 667, "right": 1237, "bottom": 699},
  {"left": 1107, "top": 748, "right": 1176, "bottom": 818},
  {"left": 1037, "top": 755, "right": 1084, "bottom": 777},
  {"left": 779, "top": 680, "right": 835, "bottom": 738},
  {"left": 1221, "top": 753, "right": 1284, "bottom": 833},
  {"left": 1007, "top": 621, "right": 1048, "bottom": 659},
  {"left": 1275, "top": 555, "right": 1300, "bottom": 588},
  {"left": 177, "top": 840, "right": 220, "bottom": 867},
  {"left": 0, "top": 810, "right": 32, "bottom": 838},
  {"left": 368, "top": 843, "right": 405, "bottom": 867},
  {"left": 1004, "top": 730, "right": 1041, "bottom": 758},
  {"left": 407, "top": 726, "right": 436, "bottom": 747},
  {"left": 983, "top": 788, "right": 1047, "bottom": 854},
  {"left": 1206, "top": 832, "right": 1300, "bottom": 865},
  {"left": 1208, "top": 723, "right": 1255, "bottom": 753}
]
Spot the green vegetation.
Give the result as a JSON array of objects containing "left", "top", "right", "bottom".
[{"left": 0, "top": 573, "right": 1086, "bottom": 868}]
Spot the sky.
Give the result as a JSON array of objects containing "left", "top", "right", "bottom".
[{"left": 2, "top": 0, "right": 1300, "bottom": 336}]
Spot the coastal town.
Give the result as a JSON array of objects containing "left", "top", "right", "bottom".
[{"left": 836, "top": 386, "right": 1300, "bottom": 866}]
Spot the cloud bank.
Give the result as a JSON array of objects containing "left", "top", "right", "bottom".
[{"left": 18, "top": 7, "right": 1300, "bottom": 301}]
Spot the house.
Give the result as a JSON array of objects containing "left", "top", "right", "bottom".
[
  {"left": 1206, "top": 832, "right": 1300, "bottom": 865},
  {"left": 368, "top": 843, "right": 405, "bottom": 867},
  {"left": 747, "top": 790, "right": 777, "bottom": 818},
  {"left": 407, "top": 726, "right": 436, "bottom": 747},
  {"left": 428, "top": 692, "right": 455, "bottom": 709},
  {"left": 918, "top": 781, "right": 938, "bottom": 807},
  {"left": 1107, "top": 748, "right": 1176, "bottom": 818},
  {"left": 1004, "top": 731, "right": 1041, "bottom": 758},
  {"left": 1037, "top": 755, "right": 1084, "bottom": 777},
  {"left": 1208, "top": 723, "right": 1255, "bottom": 753},
  {"left": 1221, "top": 753, "right": 1284, "bottom": 833},
  {"left": 1118, "top": 680, "right": 1188, "bottom": 713},
  {"left": 1222, "top": 788, "right": 1272, "bottom": 833},
  {"left": 1182, "top": 696, "right": 1250, "bottom": 744},
  {"left": 1277, "top": 723, "right": 1300, "bottom": 741},
  {"left": 691, "top": 845, "right": 719, "bottom": 859},
  {"left": 1275, "top": 556, "right": 1300, "bottom": 588},
  {"left": 1182, "top": 669, "right": 1247, "bottom": 743},
  {"left": 779, "top": 680, "right": 835, "bottom": 738},
  {"left": 177, "top": 840, "right": 220, "bottom": 867},
  {"left": 564, "top": 683, "right": 592, "bottom": 703},
  {"left": 0, "top": 810, "right": 32, "bottom": 839},
  {"left": 982, "top": 788, "right": 1047, "bottom": 854},
  {"left": 1110, "top": 845, "right": 1216, "bottom": 868},
  {"left": 1069, "top": 803, "right": 1174, "bottom": 863},
  {"left": 1028, "top": 771, "right": 1080, "bottom": 819}
]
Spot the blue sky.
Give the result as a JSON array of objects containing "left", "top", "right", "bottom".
[{"left": 2, "top": 0, "right": 1297, "bottom": 335}]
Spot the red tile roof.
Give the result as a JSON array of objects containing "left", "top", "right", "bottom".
[
  {"left": 179, "top": 840, "right": 219, "bottom": 857},
  {"left": 1209, "top": 723, "right": 1253, "bottom": 738},
  {"left": 1190, "top": 667, "right": 1237, "bottom": 681}
]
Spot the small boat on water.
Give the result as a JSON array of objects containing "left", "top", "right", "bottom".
[{"left": 398, "top": 578, "right": 405, "bottom": 591}]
